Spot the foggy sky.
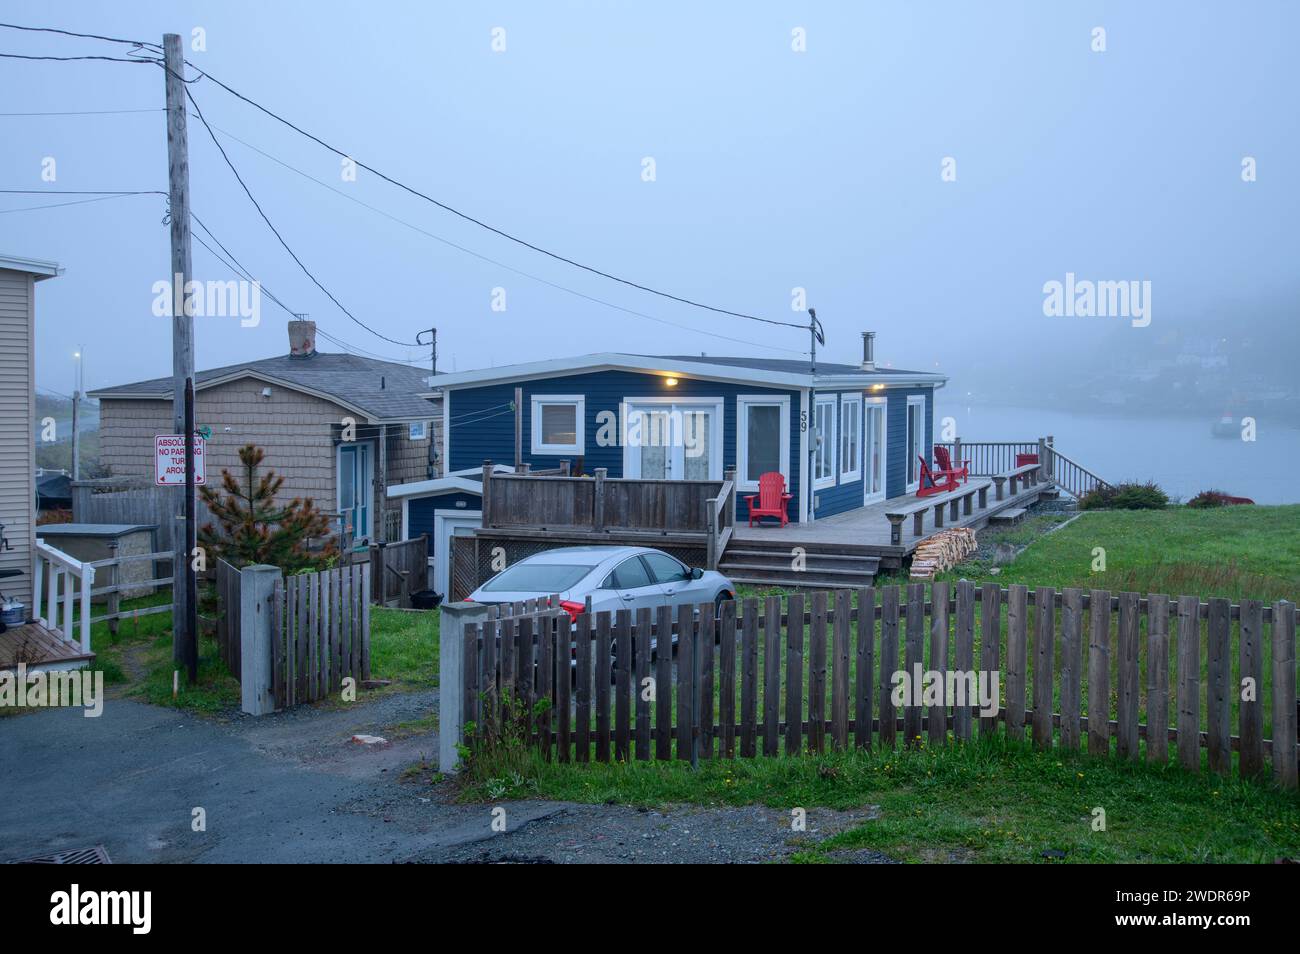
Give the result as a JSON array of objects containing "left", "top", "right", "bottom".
[{"left": 2, "top": 1, "right": 1297, "bottom": 398}]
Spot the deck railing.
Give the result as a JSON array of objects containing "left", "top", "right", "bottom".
[
  {"left": 481, "top": 462, "right": 732, "bottom": 536},
  {"left": 32, "top": 540, "right": 94, "bottom": 654},
  {"left": 938, "top": 437, "right": 1111, "bottom": 501}
]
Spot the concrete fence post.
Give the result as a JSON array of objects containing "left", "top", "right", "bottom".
[
  {"left": 439, "top": 599, "right": 489, "bottom": 773},
  {"left": 240, "top": 564, "right": 281, "bottom": 716}
]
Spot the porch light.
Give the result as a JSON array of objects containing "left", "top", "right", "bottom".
[
  {"left": 664, "top": 376, "right": 678, "bottom": 387},
  {"left": 871, "top": 384, "right": 885, "bottom": 392}
]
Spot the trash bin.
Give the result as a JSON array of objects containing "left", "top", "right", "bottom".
[
  {"left": 410, "top": 590, "right": 442, "bottom": 610},
  {"left": 1015, "top": 453, "right": 1039, "bottom": 468}
]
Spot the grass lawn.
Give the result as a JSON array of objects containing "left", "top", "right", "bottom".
[
  {"left": 936, "top": 505, "right": 1300, "bottom": 603},
  {"left": 458, "top": 735, "right": 1300, "bottom": 863},
  {"left": 85, "top": 589, "right": 439, "bottom": 714},
  {"left": 456, "top": 506, "right": 1300, "bottom": 862}
]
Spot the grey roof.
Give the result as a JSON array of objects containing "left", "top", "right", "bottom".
[
  {"left": 89, "top": 351, "right": 438, "bottom": 423},
  {"left": 648, "top": 355, "right": 932, "bottom": 378}
]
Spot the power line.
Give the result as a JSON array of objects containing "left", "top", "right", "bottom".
[
  {"left": 0, "top": 189, "right": 165, "bottom": 195},
  {"left": 2, "top": 24, "right": 809, "bottom": 349},
  {"left": 0, "top": 192, "right": 160, "bottom": 214},
  {"left": 0, "top": 23, "right": 160, "bottom": 49},
  {"left": 182, "top": 63, "right": 807, "bottom": 331},
  {"left": 190, "top": 210, "right": 434, "bottom": 367},
  {"left": 202, "top": 120, "right": 807, "bottom": 356},
  {"left": 0, "top": 106, "right": 161, "bottom": 116},
  {"left": 184, "top": 84, "right": 419, "bottom": 348},
  {"left": 0, "top": 51, "right": 154, "bottom": 64}
]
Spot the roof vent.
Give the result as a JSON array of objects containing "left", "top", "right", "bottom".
[
  {"left": 860, "top": 332, "right": 876, "bottom": 372},
  {"left": 289, "top": 317, "right": 316, "bottom": 358}
]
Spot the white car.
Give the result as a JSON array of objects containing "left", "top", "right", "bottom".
[{"left": 468, "top": 545, "right": 735, "bottom": 658}]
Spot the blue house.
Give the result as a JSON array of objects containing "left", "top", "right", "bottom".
[{"left": 418, "top": 343, "right": 946, "bottom": 527}]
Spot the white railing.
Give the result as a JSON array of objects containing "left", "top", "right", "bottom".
[{"left": 32, "top": 540, "right": 95, "bottom": 655}]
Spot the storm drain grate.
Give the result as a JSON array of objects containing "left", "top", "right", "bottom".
[{"left": 10, "top": 845, "right": 112, "bottom": 864}]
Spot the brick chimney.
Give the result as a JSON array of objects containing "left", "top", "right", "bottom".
[
  {"left": 860, "top": 331, "right": 876, "bottom": 371},
  {"left": 288, "top": 317, "right": 316, "bottom": 358}
]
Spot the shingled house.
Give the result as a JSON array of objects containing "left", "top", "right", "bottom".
[{"left": 90, "top": 320, "right": 440, "bottom": 544}]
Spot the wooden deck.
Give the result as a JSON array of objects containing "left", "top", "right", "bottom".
[
  {"left": 0, "top": 621, "right": 93, "bottom": 672},
  {"left": 732, "top": 481, "right": 1052, "bottom": 563}
]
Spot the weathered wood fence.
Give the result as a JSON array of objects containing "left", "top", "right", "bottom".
[
  {"left": 369, "top": 535, "right": 428, "bottom": 607},
  {"left": 457, "top": 584, "right": 1298, "bottom": 787},
  {"left": 481, "top": 464, "right": 734, "bottom": 538},
  {"left": 216, "top": 562, "right": 371, "bottom": 710},
  {"left": 214, "top": 559, "right": 242, "bottom": 674}
]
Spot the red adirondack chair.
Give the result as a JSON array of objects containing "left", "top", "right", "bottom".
[
  {"left": 916, "top": 446, "right": 969, "bottom": 497},
  {"left": 745, "top": 471, "right": 792, "bottom": 527}
]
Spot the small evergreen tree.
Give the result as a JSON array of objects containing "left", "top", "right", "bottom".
[{"left": 199, "top": 444, "right": 337, "bottom": 572}]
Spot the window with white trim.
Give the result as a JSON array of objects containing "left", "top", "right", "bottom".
[
  {"left": 813, "top": 397, "right": 836, "bottom": 488},
  {"left": 736, "top": 395, "right": 790, "bottom": 491},
  {"left": 840, "top": 394, "right": 862, "bottom": 482},
  {"left": 530, "top": 395, "right": 585, "bottom": 455}
]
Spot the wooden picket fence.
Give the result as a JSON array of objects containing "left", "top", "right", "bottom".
[
  {"left": 460, "top": 584, "right": 1298, "bottom": 787},
  {"left": 273, "top": 564, "right": 371, "bottom": 707},
  {"left": 214, "top": 559, "right": 242, "bottom": 675}
]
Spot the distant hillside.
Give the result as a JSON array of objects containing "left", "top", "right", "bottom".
[{"left": 34, "top": 392, "right": 106, "bottom": 477}]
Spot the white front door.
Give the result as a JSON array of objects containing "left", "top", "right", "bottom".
[
  {"left": 434, "top": 511, "right": 483, "bottom": 599},
  {"left": 624, "top": 400, "right": 722, "bottom": 480},
  {"left": 864, "top": 399, "right": 887, "bottom": 504},
  {"left": 906, "top": 396, "right": 925, "bottom": 493}
]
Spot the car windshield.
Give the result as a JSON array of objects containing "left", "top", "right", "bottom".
[{"left": 481, "top": 563, "right": 592, "bottom": 593}]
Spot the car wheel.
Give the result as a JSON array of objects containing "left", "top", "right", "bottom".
[{"left": 713, "top": 591, "right": 734, "bottom": 642}]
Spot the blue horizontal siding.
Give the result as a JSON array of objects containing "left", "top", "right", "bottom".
[
  {"left": 886, "top": 387, "right": 934, "bottom": 499},
  {"left": 408, "top": 492, "right": 482, "bottom": 546},
  {"left": 448, "top": 369, "right": 801, "bottom": 522},
  {"left": 812, "top": 390, "right": 865, "bottom": 519}
]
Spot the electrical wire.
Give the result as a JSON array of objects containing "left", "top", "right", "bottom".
[
  {"left": 0, "top": 106, "right": 161, "bottom": 116},
  {"left": 200, "top": 120, "right": 807, "bottom": 356},
  {"left": 0, "top": 193, "right": 159, "bottom": 214},
  {"left": 190, "top": 211, "right": 435, "bottom": 367},
  {"left": 1, "top": 22, "right": 807, "bottom": 334},
  {"left": 184, "top": 85, "right": 419, "bottom": 348},
  {"left": 181, "top": 62, "right": 807, "bottom": 331}
]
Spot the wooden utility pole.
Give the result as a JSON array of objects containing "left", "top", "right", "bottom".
[{"left": 164, "top": 33, "right": 196, "bottom": 677}]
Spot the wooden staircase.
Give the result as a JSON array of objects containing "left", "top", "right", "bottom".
[{"left": 718, "top": 537, "right": 881, "bottom": 590}]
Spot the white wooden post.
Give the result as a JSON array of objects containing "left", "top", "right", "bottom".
[
  {"left": 239, "top": 564, "right": 280, "bottom": 716},
  {"left": 32, "top": 554, "right": 43, "bottom": 624},
  {"left": 46, "top": 564, "right": 58, "bottom": 630},
  {"left": 62, "top": 568, "right": 73, "bottom": 638},
  {"left": 438, "top": 599, "right": 488, "bottom": 773},
  {"left": 78, "top": 564, "right": 94, "bottom": 654}
]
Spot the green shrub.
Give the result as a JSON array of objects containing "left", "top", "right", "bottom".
[{"left": 1079, "top": 481, "right": 1168, "bottom": 511}]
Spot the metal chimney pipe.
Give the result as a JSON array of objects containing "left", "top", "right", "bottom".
[{"left": 861, "top": 331, "right": 876, "bottom": 371}]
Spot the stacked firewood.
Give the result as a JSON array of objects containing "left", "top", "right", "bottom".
[{"left": 909, "top": 527, "right": 978, "bottom": 580}]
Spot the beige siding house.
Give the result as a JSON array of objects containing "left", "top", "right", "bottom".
[
  {"left": 90, "top": 320, "right": 442, "bottom": 543},
  {"left": 0, "top": 255, "right": 62, "bottom": 617}
]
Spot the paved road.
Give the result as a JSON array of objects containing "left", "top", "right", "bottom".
[{"left": 0, "top": 691, "right": 887, "bottom": 864}]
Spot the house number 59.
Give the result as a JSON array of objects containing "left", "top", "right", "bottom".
[{"left": 800, "top": 411, "right": 808, "bottom": 432}]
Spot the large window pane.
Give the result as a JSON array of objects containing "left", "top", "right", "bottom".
[
  {"left": 746, "top": 404, "right": 781, "bottom": 481},
  {"left": 682, "top": 411, "right": 711, "bottom": 480},
  {"left": 541, "top": 403, "right": 577, "bottom": 445}
]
